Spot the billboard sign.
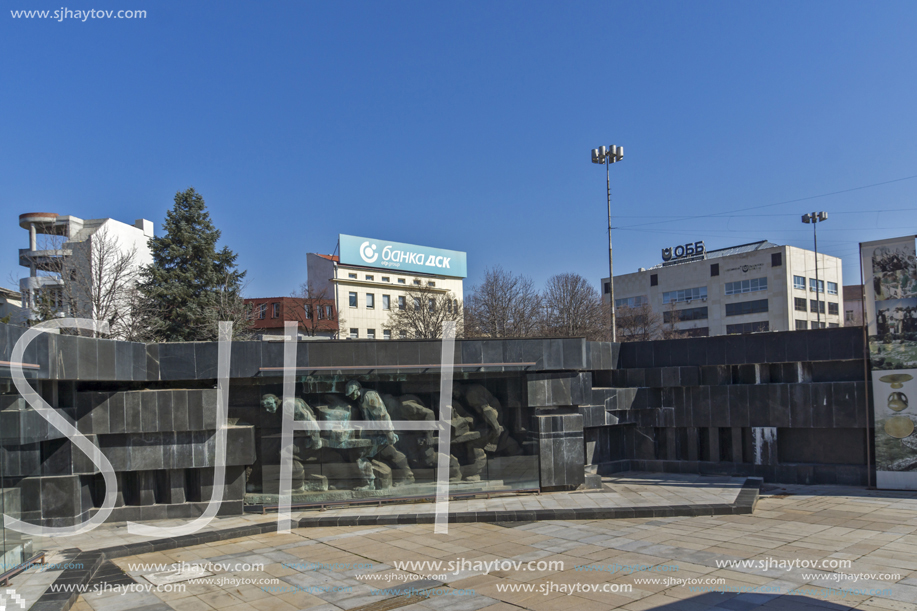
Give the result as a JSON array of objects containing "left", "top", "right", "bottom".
[
  {"left": 339, "top": 234, "right": 467, "bottom": 278},
  {"left": 861, "top": 235, "right": 917, "bottom": 489}
]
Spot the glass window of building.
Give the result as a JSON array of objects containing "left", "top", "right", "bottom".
[
  {"left": 350, "top": 328, "right": 359, "bottom": 338},
  {"left": 413, "top": 297, "right": 421, "bottom": 310},
  {"left": 398, "top": 296, "right": 406, "bottom": 310},
  {"left": 726, "top": 321, "right": 769, "bottom": 334},
  {"left": 793, "top": 275, "right": 805, "bottom": 290},
  {"left": 400, "top": 330, "right": 407, "bottom": 338},
  {"left": 771, "top": 252, "right": 782, "bottom": 267},
  {"left": 383, "top": 329, "right": 391, "bottom": 340},
  {"left": 724, "top": 277, "right": 767, "bottom": 295},
  {"left": 795, "top": 320, "right": 808, "bottom": 330},
  {"left": 413, "top": 279, "right": 421, "bottom": 286},
  {"left": 428, "top": 298, "right": 435, "bottom": 312},
  {"left": 828, "top": 302, "right": 839, "bottom": 315},
  {"left": 272, "top": 302, "right": 280, "bottom": 318},
  {"left": 325, "top": 305, "right": 333, "bottom": 319},
  {"left": 382, "top": 295, "right": 390, "bottom": 310},
  {"left": 257, "top": 303, "right": 266, "bottom": 319},
  {"left": 845, "top": 310, "right": 854, "bottom": 321},
  {"left": 398, "top": 278, "right": 406, "bottom": 284},
  {"left": 809, "top": 278, "right": 824, "bottom": 293},
  {"left": 428, "top": 281, "right": 435, "bottom": 287},
  {"left": 829, "top": 323, "right": 839, "bottom": 328},
  {"left": 794, "top": 297, "right": 807, "bottom": 312},
  {"left": 811, "top": 321, "right": 826, "bottom": 329},
  {"left": 304, "top": 304, "right": 312, "bottom": 319},
  {"left": 366, "top": 275, "right": 374, "bottom": 281},
  {"left": 615, "top": 295, "right": 647, "bottom": 309},
  {"left": 827, "top": 282, "right": 838, "bottom": 295},
  {"left": 367, "top": 329, "right": 376, "bottom": 339},
  {"left": 662, "top": 286, "right": 707, "bottom": 304},
  {"left": 348, "top": 273, "right": 357, "bottom": 279},
  {"left": 382, "top": 276, "right": 390, "bottom": 282},
  {"left": 349, "top": 292, "right": 357, "bottom": 307},
  {"left": 663, "top": 306, "right": 707, "bottom": 323},
  {"left": 317, "top": 304, "right": 325, "bottom": 320},
  {"left": 366, "top": 293, "right": 375, "bottom": 309},
  {"left": 810, "top": 299, "right": 825, "bottom": 314},
  {"left": 725, "top": 299, "right": 768, "bottom": 316}
]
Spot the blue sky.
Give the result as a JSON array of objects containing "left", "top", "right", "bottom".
[{"left": 3, "top": 1, "right": 917, "bottom": 296}]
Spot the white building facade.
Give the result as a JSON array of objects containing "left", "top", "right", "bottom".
[
  {"left": 307, "top": 234, "right": 466, "bottom": 340},
  {"left": 602, "top": 240, "right": 844, "bottom": 337},
  {"left": 18, "top": 212, "right": 154, "bottom": 321}
]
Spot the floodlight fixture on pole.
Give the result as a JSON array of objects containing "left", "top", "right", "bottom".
[
  {"left": 801, "top": 211, "right": 829, "bottom": 328},
  {"left": 592, "top": 144, "right": 624, "bottom": 342}
]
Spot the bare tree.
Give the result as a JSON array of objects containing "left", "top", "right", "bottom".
[
  {"left": 30, "top": 226, "right": 143, "bottom": 339},
  {"left": 286, "top": 280, "right": 343, "bottom": 338},
  {"left": 540, "top": 273, "right": 607, "bottom": 340},
  {"left": 384, "top": 279, "right": 463, "bottom": 339},
  {"left": 464, "top": 266, "right": 542, "bottom": 338},
  {"left": 616, "top": 303, "right": 662, "bottom": 342}
]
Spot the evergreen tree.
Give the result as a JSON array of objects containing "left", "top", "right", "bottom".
[{"left": 139, "top": 188, "right": 252, "bottom": 341}]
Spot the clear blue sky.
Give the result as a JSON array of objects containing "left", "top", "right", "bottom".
[{"left": 3, "top": 1, "right": 917, "bottom": 296}]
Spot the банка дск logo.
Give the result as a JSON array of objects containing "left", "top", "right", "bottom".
[{"left": 360, "top": 241, "right": 378, "bottom": 263}]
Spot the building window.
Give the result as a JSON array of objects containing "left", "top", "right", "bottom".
[
  {"left": 428, "top": 281, "right": 435, "bottom": 287},
  {"left": 724, "top": 277, "right": 767, "bottom": 295},
  {"left": 366, "top": 275, "right": 374, "bottom": 281},
  {"left": 382, "top": 295, "right": 391, "bottom": 310},
  {"left": 366, "top": 293, "right": 375, "bottom": 309},
  {"left": 725, "top": 299, "right": 768, "bottom": 316},
  {"left": 413, "top": 279, "right": 421, "bottom": 286},
  {"left": 367, "top": 329, "right": 376, "bottom": 339},
  {"left": 662, "top": 286, "right": 707, "bottom": 304},
  {"left": 383, "top": 329, "right": 391, "bottom": 340},
  {"left": 348, "top": 273, "right": 358, "bottom": 279},
  {"left": 428, "top": 298, "right": 435, "bottom": 312},
  {"left": 382, "top": 276, "right": 390, "bottom": 282},
  {"left": 272, "top": 302, "right": 280, "bottom": 318},
  {"left": 257, "top": 303, "right": 266, "bottom": 319},
  {"left": 827, "top": 281, "right": 838, "bottom": 295},
  {"left": 325, "top": 305, "right": 334, "bottom": 319},
  {"left": 603, "top": 281, "right": 610, "bottom": 294},
  {"left": 845, "top": 310, "right": 854, "bottom": 322},
  {"left": 829, "top": 323, "right": 840, "bottom": 328},
  {"left": 810, "top": 278, "right": 824, "bottom": 293},
  {"left": 350, "top": 328, "right": 359, "bottom": 339},
  {"left": 793, "top": 275, "right": 805, "bottom": 290},
  {"left": 810, "top": 299, "right": 825, "bottom": 314},
  {"left": 828, "top": 302, "right": 839, "bottom": 316},
  {"left": 398, "top": 296, "right": 406, "bottom": 310},
  {"left": 413, "top": 297, "right": 421, "bottom": 310},
  {"left": 398, "top": 278, "right": 406, "bottom": 284},
  {"left": 650, "top": 274, "right": 658, "bottom": 287},
  {"left": 663, "top": 306, "right": 708, "bottom": 323},
  {"left": 726, "top": 321, "right": 770, "bottom": 334},
  {"left": 615, "top": 295, "right": 647, "bottom": 309},
  {"left": 349, "top": 292, "right": 357, "bottom": 308},
  {"left": 771, "top": 252, "right": 782, "bottom": 267},
  {"left": 710, "top": 263, "right": 719, "bottom": 277},
  {"left": 399, "top": 330, "right": 407, "bottom": 338},
  {"left": 795, "top": 320, "right": 808, "bottom": 330},
  {"left": 305, "top": 304, "right": 313, "bottom": 320},
  {"left": 794, "top": 297, "right": 807, "bottom": 312},
  {"left": 811, "top": 321, "right": 826, "bottom": 329}
]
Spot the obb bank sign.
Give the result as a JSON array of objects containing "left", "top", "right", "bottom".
[{"left": 339, "top": 234, "right": 467, "bottom": 278}]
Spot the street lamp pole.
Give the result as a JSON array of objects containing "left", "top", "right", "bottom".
[
  {"left": 802, "top": 211, "right": 829, "bottom": 327},
  {"left": 592, "top": 145, "right": 623, "bottom": 342}
]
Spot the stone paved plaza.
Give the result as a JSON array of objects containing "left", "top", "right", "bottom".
[{"left": 9, "top": 475, "right": 917, "bottom": 611}]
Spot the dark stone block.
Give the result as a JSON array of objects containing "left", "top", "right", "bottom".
[
  {"left": 160, "top": 343, "right": 197, "bottom": 381},
  {"left": 646, "top": 388, "right": 662, "bottom": 409},
  {"left": 96, "top": 339, "right": 116, "bottom": 380},
  {"left": 745, "top": 334, "right": 767, "bottom": 364},
  {"left": 618, "top": 342, "right": 636, "bottom": 368},
  {"left": 673, "top": 388, "right": 692, "bottom": 427},
  {"left": 108, "top": 392, "right": 126, "bottom": 434},
  {"left": 685, "top": 339, "right": 705, "bottom": 369},
  {"left": 131, "top": 434, "right": 164, "bottom": 470},
  {"left": 260, "top": 341, "right": 284, "bottom": 370},
  {"left": 789, "top": 384, "right": 812, "bottom": 428},
  {"left": 195, "top": 342, "right": 219, "bottom": 379},
  {"left": 202, "top": 390, "right": 218, "bottom": 429},
  {"left": 734, "top": 364, "right": 758, "bottom": 385},
  {"left": 691, "top": 386, "right": 711, "bottom": 428},
  {"left": 706, "top": 336, "right": 726, "bottom": 365},
  {"left": 625, "top": 368, "right": 645, "bottom": 387},
  {"left": 229, "top": 342, "right": 262, "bottom": 378},
  {"left": 131, "top": 343, "right": 147, "bottom": 381},
  {"left": 785, "top": 331, "right": 808, "bottom": 362},
  {"left": 769, "top": 384, "right": 789, "bottom": 427},
  {"left": 700, "top": 365, "right": 729, "bottom": 386},
  {"left": 748, "top": 385, "right": 770, "bottom": 427},
  {"left": 461, "top": 341, "right": 482, "bottom": 365},
  {"left": 765, "top": 333, "right": 787, "bottom": 364},
  {"left": 646, "top": 367, "right": 663, "bottom": 388},
  {"left": 725, "top": 335, "right": 746, "bottom": 365},
  {"left": 652, "top": 341, "right": 672, "bottom": 368},
  {"left": 145, "top": 343, "right": 160, "bottom": 381},
  {"left": 140, "top": 391, "right": 159, "bottom": 432},
  {"left": 158, "top": 391, "right": 174, "bottom": 433},
  {"left": 188, "top": 390, "right": 204, "bottom": 430},
  {"left": 562, "top": 339, "right": 585, "bottom": 370},
  {"left": 55, "top": 334, "right": 79, "bottom": 380},
  {"left": 172, "top": 390, "right": 189, "bottom": 432},
  {"left": 114, "top": 341, "right": 133, "bottom": 381},
  {"left": 710, "top": 386, "right": 730, "bottom": 427},
  {"left": 77, "top": 336, "right": 98, "bottom": 381},
  {"left": 854, "top": 381, "right": 869, "bottom": 428},
  {"left": 544, "top": 339, "right": 563, "bottom": 370},
  {"left": 100, "top": 434, "right": 130, "bottom": 471},
  {"left": 40, "top": 475, "right": 81, "bottom": 518},
  {"left": 812, "top": 360, "right": 863, "bottom": 383},
  {"left": 662, "top": 367, "right": 680, "bottom": 387},
  {"left": 807, "top": 330, "right": 831, "bottom": 362},
  {"left": 635, "top": 341, "right": 654, "bottom": 368},
  {"left": 680, "top": 366, "right": 699, "bottom": 387},
  {"left": 811, "top": 383, "right": 834, "bottom": 428},
  {"left": 481, "top": 340, "right": 503, "bottom": 367},
  {"left": 833, "top": 382, "right": 858, "bottom": 428},
  {"left": 124, "top": 392, "right": 141, "bottom": 432}
]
